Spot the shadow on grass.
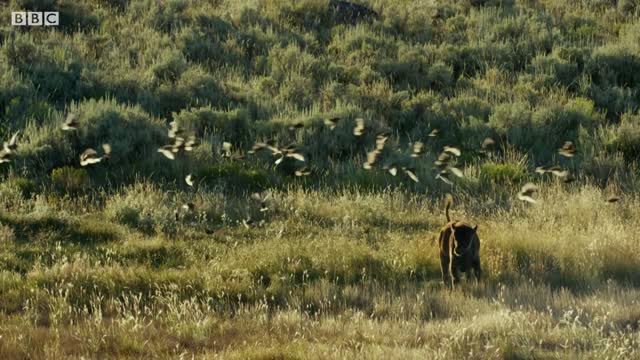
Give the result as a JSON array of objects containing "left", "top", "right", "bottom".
[
  {"left": 300, "top": 211, "right": 438, "bottom": 232},
  {"left": 487, "top": 244, "right": 640, "bottom": 291},
  {"left": 0, "top": 212, "right": 119, "bottom": 246}
]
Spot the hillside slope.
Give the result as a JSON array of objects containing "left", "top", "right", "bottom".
[{"left": 0, "top": 0, "right": 639, "bottom": 358}]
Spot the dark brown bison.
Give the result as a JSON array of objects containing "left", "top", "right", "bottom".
[{"left": 438, "top": 195, "right": 481, "bottom": 288}]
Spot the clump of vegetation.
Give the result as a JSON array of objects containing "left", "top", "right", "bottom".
[
  {"left": 50, "top": 167, "right": 90, "bottom": 195},
  {"left": 481, "top": 162, "right": 527, "bottom": 185},
  {"left": 0, "top": 0, "right": 639, "bottom": 358}
]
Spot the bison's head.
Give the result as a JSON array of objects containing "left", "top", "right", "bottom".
[{"left": 451, "top": 222, "right": 478, "bottom": 256}]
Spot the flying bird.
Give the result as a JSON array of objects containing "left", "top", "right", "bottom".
[
  {"left": 295, "top": 167, "right": 311, "bottom": 177},
  {"left": 168, "top": 121, "right": 183, "bottom": 138},
  {"left": 251, "top": 192, "right": 271, "bottom": 212},
  {"left": 273, "top": 144, "right": 306, "bottom": 165},
  {"left": 443, "top": 146, "right": 461, "bottom": 157},
  {"left": 222, "top": 141, "right": 232, "bottom": 158},
  {"left": 3, "top": 131, "right": 19, "bottom": 153},
  {"left": 182, "top": 202, "right": 196, "bottom": 212},
  {"left": 79, "top": 144, "right": 111, "bottom": 166},
  {"left": 384, "top": 162, "right": 398, "bottom": 176},
  {"left": 159, "top": 134, "right": 198, "bottom": 158},
  {"left": 0, "top": 150, "right": 12, "bottom": 164},
  {"left": 606, "top": 195, "right": 620, "bottom": 203},
  {"left": 517, "top": 183, "right": 539, "bottom": 204},
  {"left": 562, "top": 173, "right": 576, "bottom": 183},
  {"left": 158, "top": 145, "right": 176, "bottom": 160},
  {"left": 288, "top": 122, "right": 304, "bottom": 131},
  {"left": 185, "top": 174, "right": 194, "bottom": 187},
  {"left": 375, "top": 132, "right": 390, "bottom": 151},
  {"left": 62, "top": 113, "right": 79, "bottom": 131},
  {"left": 435, "top": 170, "right": 453, "bottom": 185},
  {"left": 0, "top": 132, "right": 19, "bottom": 163},
  {"left": 481, "top": 137, "right": 495, "bottom": 151},
  {"left": 535, "top": 166, "right": 550, "bottom": 175},
  {"left": 543, "top": 166, "right": 573, "bottom": 182},
  {"left": 433, "top": 149, "right": 463, "bottom": 180},
  {"left": 101, "top": 144, "right": 111, "bottom": 159},
  {"left": 171, "top": 136, "right": 185, "bottom": 153},
  {"left": 287, "top": 152, "right": 306, "bottom": 162},
  {"left": 403, "top": 167, "right": 419, "bottom": 183},
  {"left": 363, "top": 149, "right": 380, "bottom": 170},
  {"left": 411, "top": 141, "right": 425, "bottom": 158},
  {"left": 324, "top": 117, "right": 340, "bottom": 130},
  {"left": 551, "top": 168, "right": 569, "bottom": 178},
  {"left": 241, "top": 217, "right": 254, "bottom": 229},
  {"left": 353, "top": 118, "right": 365, "bottom": 136},
  {"left": 558, "top": 141, "right": 576, "bottom": 158},
  {"left": 448, "top": 166, "right": 464, "bottom": 178},
  {"left": 250, "top": 141, "right": 278, "bottom": 154},
  {"left": 175, "top": 202, "right": 196, "bottom": 221},
  {"left": 80, "top": 148, "right": 100, "bottom": 166},
  {"left": 80, "top": 146, "right": 106, "bottom": 167},
  {"left": 274, "top": 152, "right": 305, "bottom": 165},
  {"left": 184, "top": 136, "right": 199, "bottom": 152},
  {"left": 220, "top": 141, "right": 244, "bottom": 160},
  {"left": 250, "top": 141, "right": 304, "bottom": 165},
  {"left": 434, "top": 152, "right": 451, "bottom": 169}
]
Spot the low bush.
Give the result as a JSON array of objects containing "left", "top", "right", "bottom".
[
  {"left": 50, "top": 167, "right": 90, "bottom": 195},
  {"left": 172, "top": 106, "right": 251, "bottom": 142},
  {"left": 480, "top": 162, "right": 528, "bottom": 185},
  {"left": 609, "top": 113, "right": 640, "bottom": 161},
  {"left": 588, "top": 45, "right": 640, "bottom": 89},
  {"left": 2, "top": 34, "right": 88, "bottom": 105},
  {"left": 197, "top": 163, "right": 273, "bottom": 193},
  {"left": 103, "top": 183, "right": 170, "bottom": 235}
]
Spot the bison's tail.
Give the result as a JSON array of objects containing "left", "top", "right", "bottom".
[{"left": 444, "top": 193, "right": 453, "bottom": 222}]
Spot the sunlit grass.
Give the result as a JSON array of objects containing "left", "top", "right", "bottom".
[
  {"left": 1, "top": 0, "right": 640, "bottom": 357},
  {"left": 0, "top": 184, "right": 639, "bottom": 358}
]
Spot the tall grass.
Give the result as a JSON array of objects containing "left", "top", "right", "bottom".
[{"left": 0, "top": 0, "right": 639, "bottom": 358}]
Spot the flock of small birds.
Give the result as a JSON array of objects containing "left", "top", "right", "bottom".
[
  {"left": 0, "top": 114, "right": 623, "bottom": 224},
  {"left": 63, "top": 113, "right": 113, "bottom": 167},
  {"left": 157, "top": 121, "right": 200, "bottom": 160},
  {"left": 516, "top": 140, "right": 621, "bottom": 204}
]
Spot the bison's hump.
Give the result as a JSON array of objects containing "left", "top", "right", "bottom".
[{"left": 441, "top": 220, "right": 475, "bottom": 231}]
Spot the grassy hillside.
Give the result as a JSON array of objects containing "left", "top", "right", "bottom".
[{"left": 1, "top": 0, "right": 640, "bottom": 358}]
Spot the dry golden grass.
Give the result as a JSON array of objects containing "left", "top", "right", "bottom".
[
  {"left": 0, "top": 184, "right": 639, "bottom": 358},
  {"left": 1, "top": 0, "right": 639, "bottom": 358}
]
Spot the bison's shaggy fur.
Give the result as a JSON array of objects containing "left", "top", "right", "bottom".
[{"left": 438, "top": 195, "right": 481, "bottom": 288}]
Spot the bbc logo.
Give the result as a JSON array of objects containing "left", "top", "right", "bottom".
[{"left": 11, "top": 12, "right": 59, "bottom": 26}]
